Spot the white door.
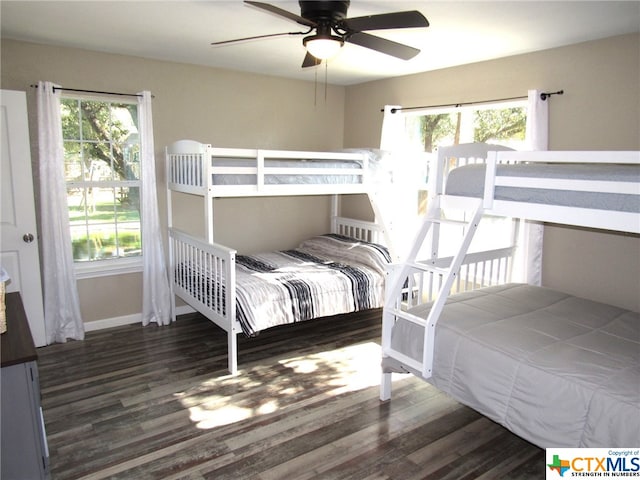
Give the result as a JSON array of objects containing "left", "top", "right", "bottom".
[{"left": 1, "top": 89, "right": 47, "bottom": 346}]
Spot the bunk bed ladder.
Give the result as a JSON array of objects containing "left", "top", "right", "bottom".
[
  {"left": 420, "top": 200, "right": 484, "bottom": 378},
  {"left": 381, "top": 197, "right": 484, "bottom": 399}
]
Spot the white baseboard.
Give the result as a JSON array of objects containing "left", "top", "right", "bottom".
[
  {"left": 84, "top": 313, "right": 140, "bottom": 332},
  {"left": 83, "top": 305, "right": 196, "bottom": 332}
]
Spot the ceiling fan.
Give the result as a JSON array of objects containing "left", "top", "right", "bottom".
[{"left": 212, "top": 1, "right": 429, "bottom": 67}]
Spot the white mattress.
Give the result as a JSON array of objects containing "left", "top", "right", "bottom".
[{"left": 385, "top": 283, "right": 640, "bottom": 448}]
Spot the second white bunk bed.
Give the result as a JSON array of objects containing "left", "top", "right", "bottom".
[
  {"left": 381, "top": 144, "right": 640, "bottom": 448},
  {"left": 166, "top": 140, "right": 401, "bottom": 375}
]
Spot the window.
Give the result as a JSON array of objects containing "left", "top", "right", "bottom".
[
  {"left": 403, "top": 100, "right": 528, "bottom": 153},
  {"left": 407, "top": 100, "right": 527, "bottom": 214},
  {"left": 61, "top": 96, "right": 142, "bottom": 276},
  {"left": 384, "top": 100, "right": 529, "bottom": 259}
]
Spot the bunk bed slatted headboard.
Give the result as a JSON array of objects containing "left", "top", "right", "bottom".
[
  {"left": 431, "top": 143, "right": 515, "bottom": 197},
  {"left": 166, "top": 140, "right": 210, "bottom": 194},
  {"left": 333, "top": 216, "right": 384, "bottom": 244}
]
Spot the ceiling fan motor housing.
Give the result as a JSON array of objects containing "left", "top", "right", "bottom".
[{"left": 299, "top": 1, "right": 350, "bottom": 25}]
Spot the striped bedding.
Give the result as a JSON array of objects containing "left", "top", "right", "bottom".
[
  {"left": 235, "top": 234, "right": 390, "bottom": 336},
  {"left": 180, "top": 234, "right": 390, "bottom": 337}
]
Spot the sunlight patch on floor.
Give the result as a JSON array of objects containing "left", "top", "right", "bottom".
[
  {"left": 176, "top": 341, "right": 388, "bottom": 430},
  {"left": 188, "top": 403, "right": 253, "bottom": 429},
  {"left": 279, "top": 341, "right": 383, "bottom": 394}
]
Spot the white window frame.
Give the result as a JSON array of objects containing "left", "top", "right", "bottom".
[{"left": 60, "top": 93, "right": 143, "bottom": 279}]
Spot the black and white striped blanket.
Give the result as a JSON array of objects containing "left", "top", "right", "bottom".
[{"left": 234, "top": 234, "right": 390, "bottom": 336}]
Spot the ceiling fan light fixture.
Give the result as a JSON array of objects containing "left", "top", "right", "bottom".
[{"left": 303, "top": 34, "right": 344, "bottom": 60}]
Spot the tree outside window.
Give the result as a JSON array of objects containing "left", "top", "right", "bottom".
[{"left": 405, "top": 103, "right": 527, "bottom": 153}]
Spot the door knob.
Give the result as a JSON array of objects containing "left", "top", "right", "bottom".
[{"left": 23, "top": 233, "right": 34, "bottom": 243}]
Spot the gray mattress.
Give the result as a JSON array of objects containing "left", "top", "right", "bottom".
[
  {"left": 445, "top": 163, "right": 640, "bottom": 212},
  {"left": 384, "top": 283, "right": 640, "bottom": 448},
  {"left": 211, "top": 158, "right": 362, "bottom": 185}
]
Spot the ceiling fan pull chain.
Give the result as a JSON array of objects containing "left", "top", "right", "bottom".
[
  {"left": 314, "top": 65, "right": 318, "bottom": 107},
  {"left": 324, "top": 61, "right": 328, "bottom": 103}
]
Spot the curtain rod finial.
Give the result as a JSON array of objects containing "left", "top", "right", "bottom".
[{"left": 540, "top": 89, "right": 564, "bottom": 101}]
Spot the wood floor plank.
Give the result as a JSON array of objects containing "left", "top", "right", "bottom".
[{"left": 36, "top": 310, "right": 545, "bottom": 479}]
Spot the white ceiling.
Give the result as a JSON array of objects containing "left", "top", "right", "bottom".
[{"left": 2, "top": 1, "right": 639, "bottom": 86}]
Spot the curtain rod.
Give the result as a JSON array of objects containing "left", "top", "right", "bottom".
[
  {"left": 30, "top": 84, "right": 149, "bottom": 98},
  {"left": 382, "top": 90, "right": 564, "bottom": 113}
]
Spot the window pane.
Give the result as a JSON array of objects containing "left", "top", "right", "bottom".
[
  {"left": 88, "top": 224, "right": 113, "bottom": 260},
  {"left": 405, "top": 113, "right": 457, "bottom": 152},
  {"left": 80, "top": 101, "right": 110, "bottom": 141},
  {"left": 70, "top": 224, "right": 91, "bottom": 262},
  {"left": 83, "top": 143, "right": 114, "bottom": 180},
  {"left": 88, "top": 187, "right": 116, "bottom": 224},
  {"left": 61, "top": 99, "right": 80, "bottom": 140},
  {"left": 121, "top": 143, "right": 140, "bottom": 180},
  {"left": 110, "top": 104, "right": 137, "bottom": 141},
  {"left": 64, "top": 141, "right": 83, "bottom": 181},
  {"left": 118, "top": 223, "right": 142, "bottom": 257},
  {"left": 116, "top": 186, "right": 140, "bottom": 220},
  {"left": 67, "top": 186, "right": 87, "bottom": 223},
  {"left": 473, "top": 107, "right": 526, "bottom": 143}
]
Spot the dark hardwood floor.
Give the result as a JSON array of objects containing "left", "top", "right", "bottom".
[{"left": 37, "top": 309, "right": 544, "bottom": 479}]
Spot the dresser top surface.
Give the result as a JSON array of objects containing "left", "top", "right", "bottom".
[{"left": 1, "top": 292, "right": 37, "bottom": 367}]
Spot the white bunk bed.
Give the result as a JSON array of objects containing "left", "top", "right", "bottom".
[
  {"left": 166, "top": 140, "right": 397, "bottom": 375},
  {"left": 381, "top": 144, "right": 640, "bottom": 448}
]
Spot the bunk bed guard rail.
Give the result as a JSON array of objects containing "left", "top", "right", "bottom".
[{"left": 166, "top": 140, "right": 372, "bottom": 197}]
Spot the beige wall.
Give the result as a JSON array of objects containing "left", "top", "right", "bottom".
[
  {"left": 343, "top": 33, "right": 640, "bottom": 311},
  {"left": 2, "top": 33, "right": 639, "bottom": 324},
  {"left": 1, "top": 39, "right": 346, "bottom": 323}
]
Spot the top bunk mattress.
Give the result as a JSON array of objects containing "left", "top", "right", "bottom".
[
  {"left": 210, "top": 157, "right": 362, "bottom": 185},
  {"left": 445, "top": 163, "right": 640, "bottom": 213}
]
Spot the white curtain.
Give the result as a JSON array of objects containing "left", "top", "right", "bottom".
[
  {"left": 512, "top": 89, "right": 548, "bottom": 285},
  {"left": 378, "top": 105, "right": 420, "bottom": 259},
  {"left": 526, "top": 89, "right": 549, "bottom": 151},
  {"left": 139, "top": 91, "right": 172, "bottom": 326},
  {"left": 379, "top": 105, "right": 404, "bottom": 151},
  {"left": 37, "top": 81, "right": 84, "bottom": 343}
]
